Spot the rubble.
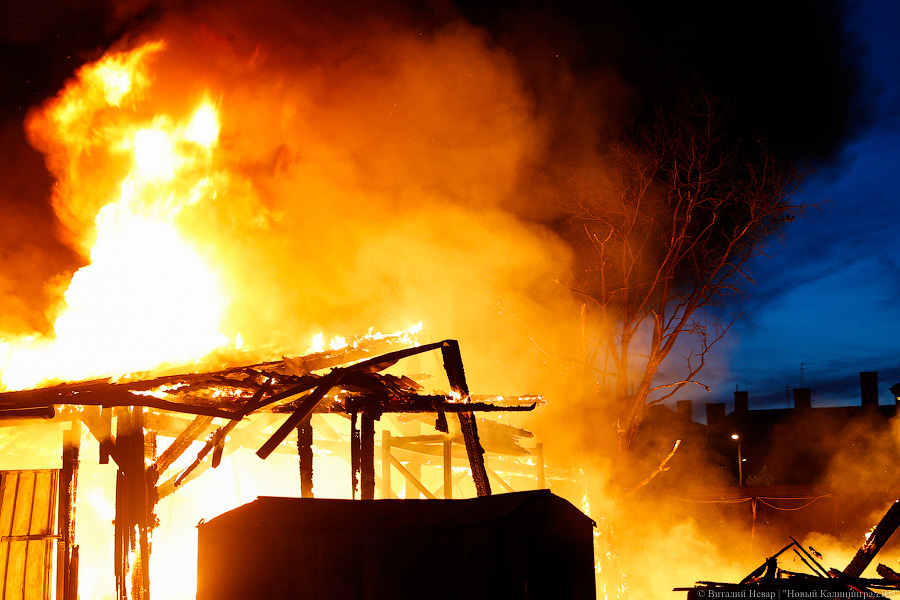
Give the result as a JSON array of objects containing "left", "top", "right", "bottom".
[{"left": 676, "top": 500, "right": 900, "bottom": 599}]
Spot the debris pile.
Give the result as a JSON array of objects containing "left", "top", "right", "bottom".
[{"left": 676, "top": 500, "right": 900, "bottom": 599}]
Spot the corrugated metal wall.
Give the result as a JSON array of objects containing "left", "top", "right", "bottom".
[{"left": 0, "top": 470, "right": 58, "bottom": 600}]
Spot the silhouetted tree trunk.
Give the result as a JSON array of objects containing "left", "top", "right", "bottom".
[{"left": 564, "top": 90, "right": 807, "bottom": 462}]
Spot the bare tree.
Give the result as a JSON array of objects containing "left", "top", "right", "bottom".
[{"left": 564, "top": 91, "right": 806, "bottom": 453}]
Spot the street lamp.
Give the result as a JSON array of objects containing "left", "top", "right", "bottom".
[{"left": 731, "top": 434, "right": 742, "bottom": 486}]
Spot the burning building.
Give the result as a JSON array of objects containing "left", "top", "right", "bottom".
[
  {"left": 0, "top": 331, "right": 591, "bottom": 599},
  {"left": 0, "top": 17, "right": 594, "bottom": 599}
]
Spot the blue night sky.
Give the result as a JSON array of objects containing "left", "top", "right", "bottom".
[{"left": 707, "top": 0, "right": 900, "bottom": 409}]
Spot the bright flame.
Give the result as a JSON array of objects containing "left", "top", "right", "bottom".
[
  {"left": 90, "top": 42, "right": 163, "bottom": 107},
  {"left": 310, "top": 333, "right": 325, "bottom": 353},
  {"left": 0, "top": 42, "right": 230, "bottom": 390}
]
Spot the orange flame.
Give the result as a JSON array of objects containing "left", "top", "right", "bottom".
[{"left": 0, "top": 42, "right": 234, "bottom": 390}]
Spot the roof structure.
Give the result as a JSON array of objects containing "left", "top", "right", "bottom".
[{"left": 0, "top": 332, "right": 539, "bottom": 600}]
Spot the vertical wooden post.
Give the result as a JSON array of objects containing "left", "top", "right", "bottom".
[
  {"left": 57, "top": 418, "right": 81, "bottom": 600},
  {"left": 381, "top": 430, "right": 393, "bottom": 499},
  {"left": 442, "top": 438, "right": 452, "bottom": 499},
  {"left": 440, "top": 341, "right": 491, "bottom": 496},
  {"left": 360, "top": 412, "right": 375, "bottom": 500},
  {"left": 114, "top": 407, "right": 153, "bottom": 600},
  {"left": 296, "top": 415, "right": 314, "bottom": 498},
  {"left": 350, "top": 412, "right": 359, "bottom": 500},
  {"left": 98, "top": 407, "right": 112, "bottom": 465},
  {"left": 535, "top": 442, "right": 545, "bottom": 489}
]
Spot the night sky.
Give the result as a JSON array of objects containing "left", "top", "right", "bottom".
[
  {"left": 0, "top": 0, "right": 895, "bottom": 410},
  {"left": 716, "top": 0, "right": 900, "bottom": 410}
]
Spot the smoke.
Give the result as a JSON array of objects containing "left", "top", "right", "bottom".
[
  {"left": 0, "top": 119, "right": 81, "bottom": 335},
  {"left": 58, "top": 2, "right": 582, "bottom": 394}
]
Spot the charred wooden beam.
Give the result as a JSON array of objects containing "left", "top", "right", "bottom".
[
  {"left": 112, "top": 407, "right": 155, "bottom": 600},
  {"left": 739, "top": 541, "right": 795, "bottom": 584},
  {"left": 877, "top": 564, "right": 900, "bottom": 581},
  {"left": 174, "top": 419, "right": 241, "bottom": 486},
  {"left": 156, "top": 416, "right": 273, "bottom": 501},
  {"left": 80, "top": 406, "right": 117, "bottom": 465},
  {"left": 432, "top": 400, "right": 537, "bottom": 412},
  {"left": 144, "top": 411, "right": 218, "bottom": 437},
  {"left": 296, "top": 415, "right": 314, "bottom": 498},
  {"left": 441, "top": 340, "right": 490, "bottom": 497},
  {"left": 56, "top": 419, "right": 80, "bottom": 600},
  {"left": 0, "top": 381, "right": 242, "bottom": 418},
  {"left": 150, "top": 415, "right": 215, "bottom": 478},
  {"left": 360, "top": 411, "right": 375, "bottom": 500},
  {"left": 257, "top": 368, "right": 347, "bottom": 460},
  {"left": 0, "top": 329, "right": 425, "bottom": 408},
  {"left": 789, "top": 536, "right": 831, "bottom": 578},
  {"left": 0, "top": 406, "right": 54, "bottom": 419},
  {"left": 350, "top": 411, "right": 360, "bottom": 499},
  {"left": 845, "top": 500, "right": 900, "bottom": 578},
  {"left": 211, "top": 440, "right": 225, "bottom": 468}
]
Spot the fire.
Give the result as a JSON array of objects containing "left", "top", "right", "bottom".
[
  {"left": 0, "top": 42, "right": 232, "bottom": 391},
  {"left": 0, "top": 15, "right": 570, "bottom": 599}
]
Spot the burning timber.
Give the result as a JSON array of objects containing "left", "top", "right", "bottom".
[
  {"left": 676, "top": 499, "right": 900, "bottom": 599},
  {"left": 0, "top": 332, "right": 546, "bottom": 600}
]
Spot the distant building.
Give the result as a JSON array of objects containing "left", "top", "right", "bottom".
[
  {"left": 638, "top": 372, "right": 900, "bottom": 541},
  {"left": 705, "top": 371, "right": 899, "bottom": 487}
]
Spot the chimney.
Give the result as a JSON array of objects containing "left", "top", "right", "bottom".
[
  {"left": 676, "top": 399, "right": 693, "bottom": 422},
  {"left": 706, "top": 402, "right": 726, "bottom": 426},
  {"left": 861, "top": 371, "right": 879, "bottom": 407},
  {"left": 793, "top": 388, "right": 812, "bottom": 409},
  {"left": 733, "top": 390, "right": 749, "bottom": 414}
]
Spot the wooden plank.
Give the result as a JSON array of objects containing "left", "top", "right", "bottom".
[
  {"left": 0, "top": 469, "right": 57, "bottom": 600},
  {"left": 24, "top": 472, "right": 45, "bottom": 598},
  {"left": 173, "top": 420, "right": 241, "bottom": 487},
  {"left": 485, "top": 464, "right": 516, "bottom": 494},
  {"left": 58, "top": 423, "right": 78, "bottom": 600},
  {"left": 535, "top": 443, "right": 546, "bottom": 489},
  {"left": 157, "top": 415, "right": 274, "bottom": 500},
  {"left": 25, "top": 470, "right": 55, "bottom": 600},
  {"left": 296, "top": 415, "right": 314, "bottom": 499},
  {"left": 0, "top": 473, "right": 16, "bottom": 598},
  {"left": 381, "top": 431, "right": 392, "bottom": 499},
  {"left": 387, "top": 454, "right": 436, "bottom": 500},
  {"left": 256, "top": 369, "right": 347, "bottom": 460},
  {"left": 7, "top": 471, "right": 34, "bottom": 599},
  {"left": 443, "top": 439, "right": 452, "bottom": 499},
  {"left": 151, "top": 415, "right": 215, "bottom": 477},
  {"left": 389, "top": 442, "right": 469, "bottom": 459},
  {"left": 434, "top": 472, "right": 469, "bottom": 499}
]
